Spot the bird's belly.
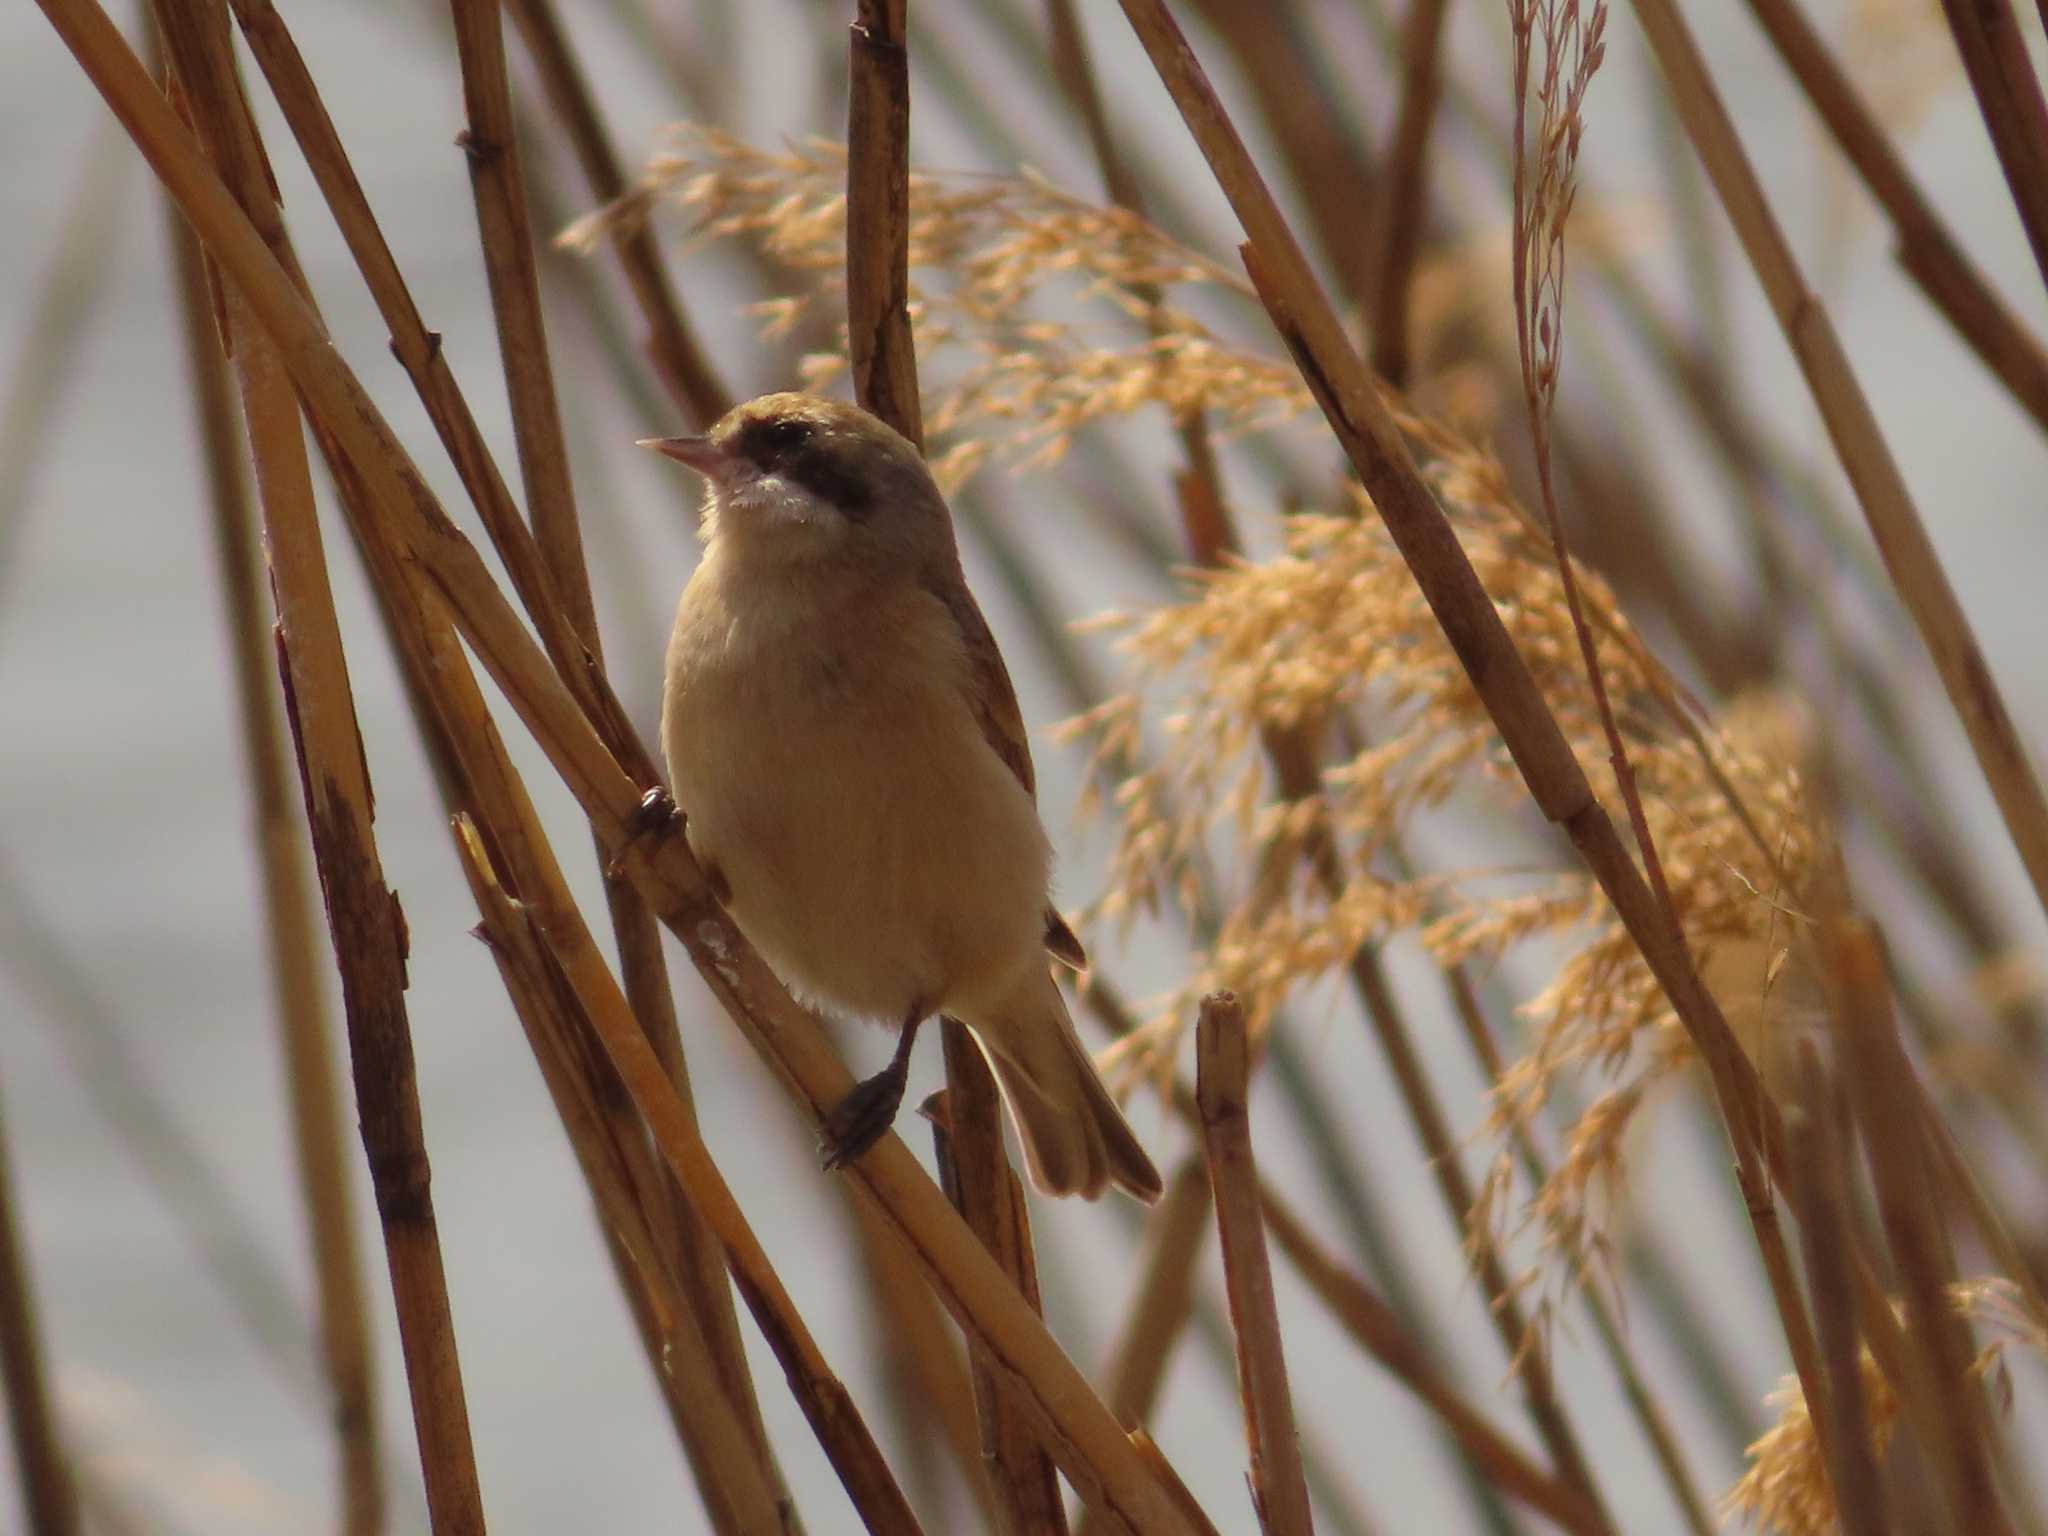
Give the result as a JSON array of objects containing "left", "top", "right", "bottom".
[{"left": 667, "top": 659, "right": 1049, "bottom": 1022}]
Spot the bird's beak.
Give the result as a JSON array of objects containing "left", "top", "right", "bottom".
[{"left": 637, "top": 435, "right": 733, "bottom": 482}]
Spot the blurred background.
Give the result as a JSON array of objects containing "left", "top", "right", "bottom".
[{"left": 1, "top": 1, "right": 2045, "bottom": 1531}]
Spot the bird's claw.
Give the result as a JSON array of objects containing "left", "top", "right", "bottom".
[
  {"left": 819, "top": 1064, "right": 909, "bottom": 1171},
  {"left": 606, "top": 786, "right": 681, "bottom": 879}
]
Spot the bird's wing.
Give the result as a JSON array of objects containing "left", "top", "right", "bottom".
[
  {"left": 922, "top": 563, "right": 1037, "bottom": 799},
  {"left": 922, "top": 564, "right": 1089, "bottom": 972}
]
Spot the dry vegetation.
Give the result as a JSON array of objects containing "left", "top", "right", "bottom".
[{"left": 8, "top": 0, "right": 2048, "bottom": 1532}]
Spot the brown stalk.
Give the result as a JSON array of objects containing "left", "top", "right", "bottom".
[
  {"left": 41, "top": 9, "right": 1208, "bottom": 1526},
  {"left": 1787, "top": 1040, "right": 1892, "bottom": 1536},
  {"left": 459, "top": 831, "right": 795, "bottom": 1534},
  {"left": 499, "top": 0, "right": 733, "bottom": 424},
  {"left": 1096, "top": 1157, "right": 1210, "bottom": 1427},
  {"left": 441, "top": 1, "right": 784, "bottom": 1518},
  {"left": 1195, "top": 992, "right": 1314, "bottom": 1536},
  {"left": 1825, "top": 913, "right": 2011, "bottom": 1534},
  {"left": 1368, "top": 0, "right": 1450, "bottom": 387},
  {"left": 1111, "top": 0, "right": 1832, "bottom": 1426},
  {"left": 844, "top": 7, "right": 1066, "bottom": 1519},
  {"left": 0, "top": 1093, "right": 79, "bottom": 1536},
  {"left": 848, "top": 0, "right": 923, "bottom": 448},
  {"left": 1734, "top": 0, "right": 2048, "bottom": 434},
  {"left": 1935, "top": 0, "right": 2048, "bottom": 302},
  {"left": 930, "top": 1046, "right": 1071, "bottom": 1536},
  {"left": 1041, "top": 0, "right": 1234, "bottom": 557},
  {"left": 1627, "top": 0, "right": 2048, "bottom": 933},
  {"left": 843, "top": 1200, "right": 1000, "bottom": 1525},
  {"left": 1178, "top": 0, "right": 1377, "bottom": 306},
  {"left": 148, "top": 2, "right": 487, "bottom": 1524},
  {"left": 165, "top": 175, "right": 381, "bottom": 1536}
]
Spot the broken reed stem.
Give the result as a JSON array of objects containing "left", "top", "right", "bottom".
[
  {"left": 1734, "top": 0, "right": 2048, "bottom": 434},
  {"left": 847, "top": 0, "right": 922, "bottom": 448},
  {"left": 1112, "top": 0, "right": 1833, "bottom": 1432},
  {"left": 442, "top": 1, "right": 784, "bottom": 1516},
  {"left": 42, "top": 11, "right": 1210, "bottom": 1525},
  {"left": 1935, "top": 0, "right": 2048, "bottom": 303},
  {"left": 1195, "top": 992, "right": 1315, "bottom": 1536},
  {"left": 1368, "top": 0, "right": 1449, "bottom": 386},
  {"left": 1627, "top": 0, "right": 2048, "bottom": 934},
  {"left": 930, "top": 1039, "right": 1070, "bottom": 1536},
  {"left": 165, "top": 180, "right": 382, "bottom": 1536},
  {"left": 500, "top": 0, "right": 733, "bottom": 423},
  {"left": 0, "top": 1093, "right": 79, "bottom": 1536},
  {"left": 1787, "top": 1041, "right": 1892, "bottom": 1536},
  {"left": 456, "top": 830, "right": 801, "bottom": 1536},
  {"left": 1825, "top": 914, "right": 2011, "bottom": 1533}
]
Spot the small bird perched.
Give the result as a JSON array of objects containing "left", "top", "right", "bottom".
[{"left": 643, "top": 392, "right": 1162, "bottom": 1204}]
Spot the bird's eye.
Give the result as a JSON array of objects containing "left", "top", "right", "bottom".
[{"left": 745, "top": 417, "right": 814, "bottom": 464}]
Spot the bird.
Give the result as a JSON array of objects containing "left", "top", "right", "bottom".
[{"left": 641, "top": 391, "right": 1162, "bottom": 1204}]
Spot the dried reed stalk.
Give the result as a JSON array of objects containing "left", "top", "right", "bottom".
[
  {"left": 1934, "top": 0, "right": 2048, "bottom": 300},
  {"left": 1825, "top": 912, "right": 2010, "bottom": 1532},
  {"left": 843, "top": 10, "right": 1072, "bottom": 1525},
  {"left": 1787, "top": 1041, "right": 1891, "bottom": 1536},
  {"left": 1096, "top": 1158, "right": 1209, "bottom": 1427},
  {"left": 1369, "top": 0, "right": 1450, "bottom": 386},
  {"left": 0, "top": 1094, "right": 79, "bottom": 1536},
  {"left": 1195, "top": 992, "right": 1314, "bottom": 1536},
  {"left": 443, "top": 1, "right": 785, "bottom": 1517},
  {"left": 1627, "top": 0, "right": 2048, "bottom": 935},
  {"left": 848, "top": 0, "right": 923, "bottom": 446},
  {"left": 843, "top": 1200, "right": 999, "bottom": 1526},
  {"left": 1112, "top": 0, "right": 1832, "bottom": 1430},
  {"left": 40, "top": 11, "right": 1211, "bottom": 1525},
  {"left": 147, "top": 3, "right": 488, "bottom": 1524},
  {"left": 1733, "top": 0, "right": 2048, "bottom": 434},
  {"left": 501, "top": 0, "right": 733, "bottom": 424},
  {"left": 166, "top": 181, "right": 381, "bottom": 1536}
]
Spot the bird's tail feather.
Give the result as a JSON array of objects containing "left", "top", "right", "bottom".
[{"left": 971, "top": 975, "right": 1163, "bottom": 1204}]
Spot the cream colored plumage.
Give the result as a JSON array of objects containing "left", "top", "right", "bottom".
[{"left": 648, "top": 392, "right": 1160, "bottom": 1203}]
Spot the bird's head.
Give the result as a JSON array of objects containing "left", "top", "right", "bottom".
[{"left": 641, "top": 393, "right": 951, "bottom": 574}]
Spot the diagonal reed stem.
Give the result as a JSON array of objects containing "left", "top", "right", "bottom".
[{"left": 165, "top": 168, "right": 383, "bottom": 1536}]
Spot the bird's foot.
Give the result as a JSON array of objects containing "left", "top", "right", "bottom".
[
  {"left": 819, "top": 1063, "right": 910, "bottom": 1171},
  {"left": 820, "top": 1009, "right": 925, "bottom": 1171},
  {"left": 605, "top": 786, "right": 681, "bottom": 879}
]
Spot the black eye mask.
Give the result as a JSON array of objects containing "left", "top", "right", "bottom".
[{"left": 738, "top": 418, "right": 874, "bottom": 521}]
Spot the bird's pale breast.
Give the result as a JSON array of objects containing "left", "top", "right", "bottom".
[{"left": 662, "top": 556, "right": 1051, "bottom": 1023}]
